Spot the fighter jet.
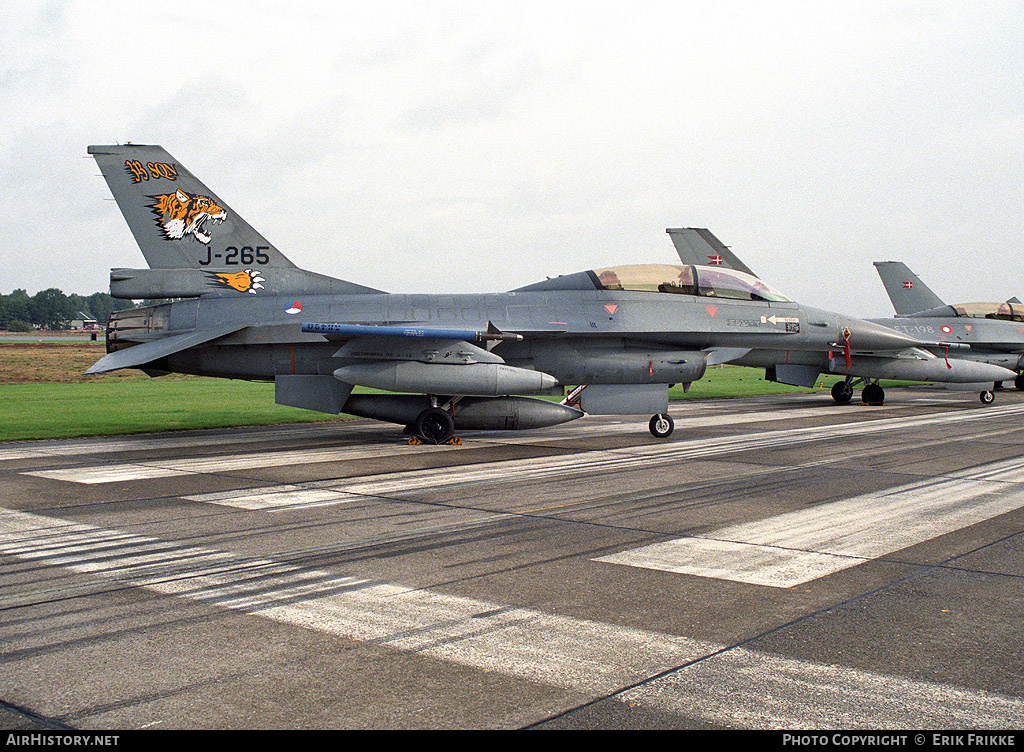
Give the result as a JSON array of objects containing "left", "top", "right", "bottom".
[
  {"left": 84, "top": 144, "right": 943, "bottom": 443},
  {"left": 874, "top": 261, "right": 1024, "bottom": 393},
  {"left": 667, "top": 229, "right": 1017, "bottom": 404}
]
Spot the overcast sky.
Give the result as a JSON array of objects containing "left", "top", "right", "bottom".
[{"left": 2, "top": 0, "right": 1022, "bottom": 317}]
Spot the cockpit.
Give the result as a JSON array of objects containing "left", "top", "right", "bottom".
[
  {"left": 908, "top": 302, "right": 1024, "bottom": 321},
  {"left": 590, "top": 264, "right": 791, "bottom": 302},
  {"left": 951, "top": 302, "right": 1024, "bottom": 322}
]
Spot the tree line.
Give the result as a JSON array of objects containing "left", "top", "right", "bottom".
[{"left": 0, "top": 288, "right": 135, "bottom": 331}]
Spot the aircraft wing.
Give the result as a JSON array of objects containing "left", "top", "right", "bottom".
[
  {"left": 872, "top": 261, "right": 946, "bottom": 315},
  {"left": 666, "top": 228, "right": 759, "bottom": 277},
  {"left": 86, "top": 325, "right": 245, "bottom": 374}
]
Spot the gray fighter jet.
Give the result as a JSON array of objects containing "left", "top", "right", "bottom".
[
  {"left": 874, "top": 261, "right": 1024, "bottom": 393},
  {"left": 84, "top": 144, "right": 955, "bottom": 443},
  {"left": 667, "top": 229, "right": 1017, "bottom": 405}
]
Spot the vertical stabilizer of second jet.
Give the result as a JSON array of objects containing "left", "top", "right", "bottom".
[{"left": 873, "top": 261, "right": 946, "bottom": 315}]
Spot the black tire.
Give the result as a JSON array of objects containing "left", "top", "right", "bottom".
[
  {"left": 831, "top": 381, "right": 853, "bottom": 404},
  {"left": 1015, "top": 373, "right": 1024, "bottom": 391},
  {"left": 649, "top": 413, "right": 674, "bottom": 438},
  {"left": 861, "top": 383, "right": 885, "bottom": 405},
  {"left": 414, "top": 408, "right": 455, "bottom": 444},
  {"left": 980, "top": 390, "right": 995, "bottom": 405}
]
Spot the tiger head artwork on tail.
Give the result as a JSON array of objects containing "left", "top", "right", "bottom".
[{"left": 151, "top": 189, "right": 227, "bottom": 244}]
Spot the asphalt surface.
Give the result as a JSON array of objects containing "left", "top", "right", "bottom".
[{"left": 2, "top": 387, "right": 1023, "bottom": 730}]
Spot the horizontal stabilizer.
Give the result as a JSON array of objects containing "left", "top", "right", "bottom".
[
  {"left": 108, "top": 267, "right": 382, "bottom": 299},
  {"left": 86, "top": 325, "right": 243, "bottom": 374}
]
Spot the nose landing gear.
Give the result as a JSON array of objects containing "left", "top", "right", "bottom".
[{"left": 649, "top": 413, "right": 674, "bottom": 438}]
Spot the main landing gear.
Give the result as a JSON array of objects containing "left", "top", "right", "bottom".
[
  {"left": 406, "top": 404, "right": 461, "bottom": 445},
  {"left": 830, "top": 380, "right": 854, "bottom": 405},
  {"left": 861, "top": 382, "right": 885, "bottom": 405},
  {"left": 830, "top": 377, "right": 884, "bottom": 405}
]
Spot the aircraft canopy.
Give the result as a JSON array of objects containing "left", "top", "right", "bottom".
[
  {"left": 950, "top": 302, "right": 1024, "bottom": 321},
  {"left": 591, "top": 264, "right": 791, "bottom": 302}
]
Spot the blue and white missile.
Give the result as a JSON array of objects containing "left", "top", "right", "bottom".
[{"left": 303, "top": 322, "right": 523, "bottom": 343}]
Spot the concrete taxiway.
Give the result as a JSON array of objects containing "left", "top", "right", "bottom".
[{"left": 1, "top": 388, "right": 1023, "bottom": 730}]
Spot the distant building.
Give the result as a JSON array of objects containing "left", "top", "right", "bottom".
[{"left": 71, "top": 311, "right": 100, "bottom": 331}]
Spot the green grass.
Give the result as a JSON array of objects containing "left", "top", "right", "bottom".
[
  {"left": 0, "top": 367, "right": 910, "bottom": 442},
  {"left": 671, "top": 366, "right": 845, "bottom": 400},
  {"left": 0, "top": 379, "right": 342, "bottom": 441}
]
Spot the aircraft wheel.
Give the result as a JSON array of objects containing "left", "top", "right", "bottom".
[
  {"left": 980, "top": 390, "right": 995, "bottom": 405},
  {"left": 861, "top": 383, "right": 885, "bottom": 405},
  {"left": 649, "top": 413, "right": 674, "bottom": 438},
  {"left": 1015, "top": 373, "right": 1024, "bottom": 391},
  {"left": 414, "top": 408, "right": 455, "bottom": 444},
  {"left": 831, "top": 381, "right": 853, "bottom": 404}
]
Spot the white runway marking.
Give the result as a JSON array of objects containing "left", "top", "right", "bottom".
[
  {"left": 0, "top": 423, "right": 332, "bottom": 462},
  {"left": 174, "top": 403, "right": 1024, "bottom": 511},
  {"left": 620, "top": 648, "right": 1024, "bottom": 729},
  {"left": 0, "top": 400, "right": 892, "bottom": 463},
  {"left": 23, "top": 443, "right": 458, "bottom": 484},
  {"left": 183, "top": 485, "right": 357, "bottom": 511},
  {"left": 596, "top": 456, "right": 1024, "bottom": 587},
  {"left": 2, "top": 507, "right": 1021, "bottom": 728},
  {"left": 24, "top": 403, "right": 1024, "bottom": 488},
  {"left": 13, "top": 400, "right": 925, "bottom": 483},
  {"left": 0, "top": 508, "right": 712, "bottom": 693}
]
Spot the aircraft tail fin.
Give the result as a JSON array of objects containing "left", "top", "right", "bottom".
[
  {"left": 873, "top": 261, "right": 945, "bottom": 314},
  {"left": 666, "top": 228, "right": 759, "bottom": 278},
  {"left": 89, "top": 144, "right": 382, "bottom": 298},
  {"left": 89, "top": 144, "right": 295, "bottom": 270}
]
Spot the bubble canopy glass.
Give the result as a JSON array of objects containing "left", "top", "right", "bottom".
[
  {"left": 950, "top": 302, "right": 1024, "bottom": 322},
  {"left": 590, "top": 264, "right": 791, "bottom": 302}
]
